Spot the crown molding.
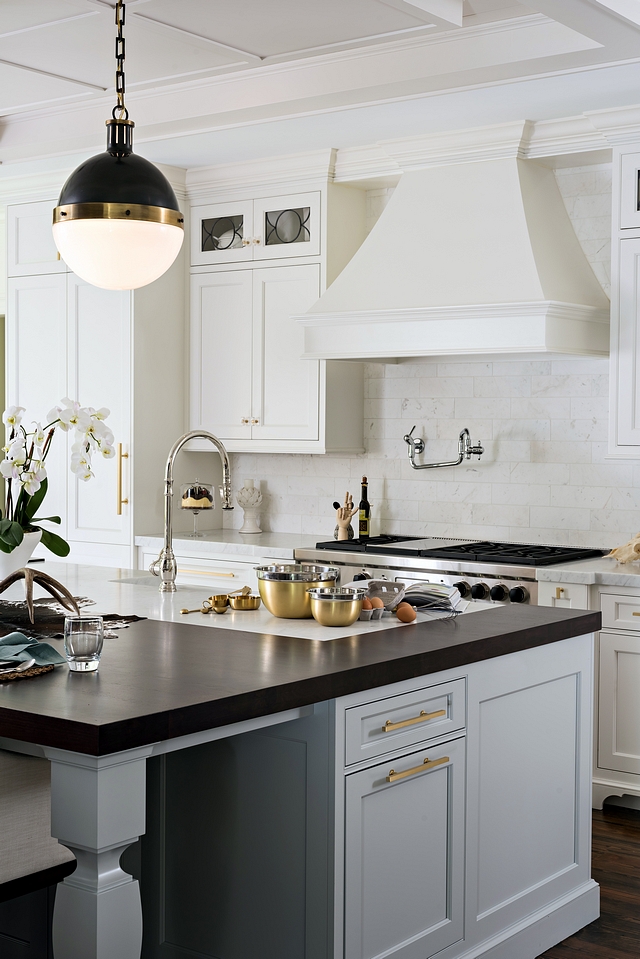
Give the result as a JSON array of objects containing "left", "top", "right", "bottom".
[
  {"left": 380, "top": 120, "right": 532, "bottom": 169},
  {"left": 586, "top": 103, "right": 640, "bottom": 144},
  {"left": 186, "top": 149, "right": 336, "bottom": 200}
]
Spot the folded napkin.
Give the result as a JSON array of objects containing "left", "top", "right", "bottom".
[{"left": 0, "top": 631, "right": 66, "bottom": 667}]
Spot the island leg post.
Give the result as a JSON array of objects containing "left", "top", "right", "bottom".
[{"left": 44, "top": 745, "right": 154, "bottom": 959}]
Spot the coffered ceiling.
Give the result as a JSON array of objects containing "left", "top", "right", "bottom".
[{"left": 0, "top": 0, "right": 639, "bottom": 168}]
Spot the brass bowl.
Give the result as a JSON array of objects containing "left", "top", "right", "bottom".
[
  {"left": 307, "top": 587, "right": 367, "bottom": 627},
  {"left": 209, "top": 593, "right": 229, "bottom": 607},
  {"left": 256, "top": 564, "right": 339, "bottom": 618},
  {"left": 211, "top": 604, "right": 228, "bottom": 615},
  {"left": 228, "top": 595, "right": 261, "bottom": 610}
]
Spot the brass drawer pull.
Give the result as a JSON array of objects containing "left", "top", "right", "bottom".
[
  {"left": 382, "top": 708, "right": 446, "bottom": 733},
  {"left": 632, "top": 612, "right": 640, "bottom": 616},
  {"left": 387, "top": 755, "right": 449, "bottom": 783},
  {"left": 183, "top": 570, "right": 236, "bottom": 578}
]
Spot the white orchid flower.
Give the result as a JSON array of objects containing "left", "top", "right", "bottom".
[
  {"left": 59, "top": 407, "right": 87, "bottom": 431},
  {"left": 46, "top": 405, "right": 62, "bottom": 424},
  {"left": 3, "top": 406, "right": 25, "bottom": 428},
  {"left": 0, "top": 459, "right": 19, "bottom": 480},
  {"left": 92, "top": 407, "right": 110, "bottom": 421},
  {"left": 21, "top": 471, "right": 41, "bottom": 496},
  {"left": 78, "top": 468, "right": 94, "bottom": 482},
  {"left": 71, "top": 451, "right": 91, "bottom": 473},
  {"left": 32, "top": 422, "right": 46, "bottom": 446},
  {"left": 8, "top": 439, "right": 26, "bottom": 461},
  {"left": 101, "top": 445, "right": 116, "bottom": 459}
]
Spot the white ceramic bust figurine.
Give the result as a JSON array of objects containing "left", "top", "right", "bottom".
[{"left": 236, "top": 479, "right": 263, "bottom": 534}]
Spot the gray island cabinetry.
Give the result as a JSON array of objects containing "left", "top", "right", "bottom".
[{"left": 0, "top": 570, "right": 600, "bottom": 959}]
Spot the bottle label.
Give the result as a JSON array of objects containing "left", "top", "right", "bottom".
[{"left": 359, "top": 512, "right": 369, "bottom": 536}]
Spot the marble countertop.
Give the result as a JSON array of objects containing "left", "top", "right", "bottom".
[
  {"left": 535, "top": 556, "right": 640, "bottom": 587},
  {"left": 6, "top": 563, "right": 490, "bottom": 642},
  {"left": 134, "top": 529, "right": 319, "bottom": 561}
]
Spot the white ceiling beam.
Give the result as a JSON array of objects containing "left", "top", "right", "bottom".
[
  {"left": 130, "top": 13, "right": 263, "bottom": 62},
  {"left": 587, "top": 0, "right": 640, "bottom": 27},
  {"left": 382, "top": 0, "right": 463, "bottom": 27}
]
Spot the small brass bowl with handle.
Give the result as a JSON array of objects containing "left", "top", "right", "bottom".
[{"left": 307, "top": 587, "right": 367, "bottom": 627}]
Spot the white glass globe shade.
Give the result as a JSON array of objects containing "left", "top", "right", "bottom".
[{"left": 52, "top": 218, "right": 184, "bottom": 290}]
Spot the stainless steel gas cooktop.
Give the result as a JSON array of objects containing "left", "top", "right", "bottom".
[{"left": 311, "top": 536, "right": 606, "bottom": 567}]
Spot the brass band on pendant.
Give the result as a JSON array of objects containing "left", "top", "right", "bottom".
[{"left": 53, "top": 203, "right": 184, "bottom": 228}]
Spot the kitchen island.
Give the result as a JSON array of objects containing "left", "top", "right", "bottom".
[{"left": 0, "top": 565, "right": 601, "bottom": 959}]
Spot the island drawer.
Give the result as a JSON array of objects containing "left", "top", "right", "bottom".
[
  {"left": 601, "top": 592, "right": 640, "bottom": 631},
  {"left": 140, "top": 549, "right": 258, "bottom": 590},
  {"left": 344, "top": 678, "right": 465, "bottom": 766}
]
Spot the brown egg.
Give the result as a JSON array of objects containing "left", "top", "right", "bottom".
[
  {"left": 370, "top": 597, "right": 384, "bottom": 609},
  {"left": 396, "top": 602, "right": 417, "bottom": 623},
  {"left": 361, "top": 596, "right": 373, "bottom": 610}
]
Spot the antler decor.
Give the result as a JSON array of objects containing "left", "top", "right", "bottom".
[{"left": 0, "top": 568, "right": 79, "bottom": 624}]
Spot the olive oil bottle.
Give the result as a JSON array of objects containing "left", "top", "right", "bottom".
[{"left": 358, "top": 475, "right": 370, "bottom": 540}]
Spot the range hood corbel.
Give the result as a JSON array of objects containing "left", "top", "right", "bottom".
[{"left": 296, "top": 132, "right": 610, "bottom": 360}]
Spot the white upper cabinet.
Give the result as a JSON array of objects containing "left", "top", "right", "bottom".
[
  {"left": 611, "top": 146, "right": 640, "bottom": 455},
  {"left": 190, "top": 264, "right": 325, "bottom": 450},
  {"left": 190, "top": 191, "right": 320, "bottom": 266},
  {"left": 620, "top": 153, "right": 640, "bottom": 229},
  {"left": 7, "top": 200, "right": 67, "bottom": 276},
  {"left": 66, "top": 276, "right": 132, "bottom": 548}
]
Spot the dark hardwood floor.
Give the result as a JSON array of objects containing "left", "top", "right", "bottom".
[{"left": 541, "top": 805, "right": 640, "bottom": 958}]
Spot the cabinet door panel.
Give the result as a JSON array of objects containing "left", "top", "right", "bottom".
[
  {"left": 190, "top": 201, "right": 254, "bottom": 266},
  {"left": 7, "top": 200, "right": 67, "bottom": 276},
  {"left": 190, "top": 272, "right": 253, "bottom": 441},
  {"left": 253, "top": 192, "right": 320, "bottom": 260},
  {"left": 599, "top": 630, "right": 640, "bottom": 774},
  {"left": 344, "top": 736, "right": 464, "bottom": 959},
  {"left": 6, "top": 275, "right": 68, "bottom": 545},
  {"left": 252, "top": 265, "right": 320, "bottom": 441},
  {"left": 66, "top": 276, "right": 131, "bottom": 546},
  {"left": 616, "top": 239, "right": 640, "bottom": 445},
  {"left": 620, "top": 152, "right": 640, "bottom": 229}
]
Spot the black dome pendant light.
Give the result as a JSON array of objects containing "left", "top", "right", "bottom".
[{"left": 52, "top": 1, "right": 184, "bottom": 290}]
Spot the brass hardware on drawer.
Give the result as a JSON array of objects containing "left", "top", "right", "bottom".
[
  {"left": 386, "top": 755, "right": 449, "bottom": 783},
  {"left": 250, "top": 418, "right": 259, "bottom": 425},
  {"left": 555, "top": 587, "right": 565, "bottom": 600},
  {"left": 382, "top": 708, "right": 446, "bottom": 733},
  {"left": 241, "top": 418, "right": 249, "bottom": 425},
  {"left": 116, "top": 443, "right": 129, "bottom": 515},
  {"left": 184, "top": 570, "right": 235, "bottom": 578},
  {"left": 632, "top": 612, "right": 640, "bottom": 616}
]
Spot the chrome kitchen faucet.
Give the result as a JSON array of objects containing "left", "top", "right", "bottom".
[
  {"left": 150, "top": 430, "right": 234, "bottom": 592},
  {"left": 403, "top": 426, "right": 484, "bottom": 470}
]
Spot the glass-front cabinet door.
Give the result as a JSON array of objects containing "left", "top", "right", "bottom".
[
  {"left": 253, "top": 191, "right": 320, "bottom": 260},
  {"left": 191, "top": 200, "right": 254, "bottom": 266},
  {"left": 191, "top": 193, "right": 320, "bottom": 265}
]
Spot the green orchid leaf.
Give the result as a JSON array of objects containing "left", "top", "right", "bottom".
[
  {"left": 0, "top": 539, "right": 11, "bottom": 554},
  {"left": 0, "top": 521, "right": 24, "bottom": 548},
  {"left": 38, "top": 527, "right": 70, "bottom": 557},
  {"left": 25, "top": 478, "right": 48, "bottom": 521},
  {"left": 32, "top": 515, "right": 61, "bottom": 525}
]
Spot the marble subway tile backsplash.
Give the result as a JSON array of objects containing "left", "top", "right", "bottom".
[{"left": 225, "top": 163, "right": 622, "bottom": 548}]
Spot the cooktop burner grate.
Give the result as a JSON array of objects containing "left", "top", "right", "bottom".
[{"left": 420, "top": 541, "right": 607, "bottom": 566}]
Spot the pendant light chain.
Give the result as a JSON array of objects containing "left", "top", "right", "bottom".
[{"left": 113, "top": 0, "right": 127, "bottom": 120}]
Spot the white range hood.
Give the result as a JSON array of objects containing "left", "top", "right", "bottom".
[{"left": 298, "top": 155, "right": 609, "bottom": 360}]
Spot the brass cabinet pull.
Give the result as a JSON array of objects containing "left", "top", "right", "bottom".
[
  {"left": 250, "top": 418, "right": 259, "bottom": 425},
  {"left": 382, "top": 708, "right": 446, "bottom": 733},
  {"left": 185, "top": 570, "right": 235, "bottom": 578},
  {"left": 632, "top": 612, "right": 640, "bottom": 616},
  {"left": 117, "top": 443, "right": 129, "bottom": 515},
  {"left": 241, "top": 418, "right": 249, "bottom": 425},
  {"left": 555, "top": 587, "right": 565, "bottom": 600},
  {"left": 386, "top": 755, "right": 449, "bottom": 783}
]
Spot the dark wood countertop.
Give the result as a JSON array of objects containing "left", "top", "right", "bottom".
[{"left": 0, "top": 606, "right": 600, "bottom": 756}]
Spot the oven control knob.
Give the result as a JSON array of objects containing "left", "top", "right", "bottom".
[
  {"left": 353, "top": 573, "right": 370, "bottom": 581},
  {"left": 509, "top": 586, "right": 529, "bottom": 604},
  {"left": 453, "top": 581, "right": 471, "bottom": 598},
  {"left": 490, "top": 584, "right": 509, "bottom": 602},
  {"left": 471, "top": 582, "right": 489, "bottom": 600}
]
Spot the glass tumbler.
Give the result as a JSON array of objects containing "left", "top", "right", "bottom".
[{"left": 64, "top": 616, "right": 104, "bottom": 672}]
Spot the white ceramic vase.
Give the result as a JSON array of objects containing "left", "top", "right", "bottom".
[
  {"left": 0, "top": 530, "right": 42, "bottom": 581},
  {"left": 236, "top": 480, "right": 263, "bottom": 534}
]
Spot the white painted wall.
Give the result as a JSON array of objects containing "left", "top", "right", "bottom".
[{"left": 226, "top": 163, "right": 628, "bottom": 549}]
